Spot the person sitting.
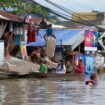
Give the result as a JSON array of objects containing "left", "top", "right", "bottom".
[
  {"left": 85, "top": 74, "right": 97, "bottom": 85},
  {"left": 66, "top": 60, "right": 75, "bottom": 73},
  {"left": 39, "top": 59, "right": 48, "bottom": 73},
  {"left": 75, "top": 59, "right": 85, "bottom": 73},
  {"left": 30, "top": 47, "right": 45, "bottom": 63},
  {"left": 44, "top": 24, "right": 56, "bottom": 42},
  {"left": 56, "top": 60, "right": 66, "bottom": 74}
]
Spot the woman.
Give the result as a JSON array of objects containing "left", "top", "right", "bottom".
[
  {"left": 27, "top": 24, "right": 36, "bottom": 43},
  {"left": 66, "top": 61, "right": 75, "bottom": 73}
]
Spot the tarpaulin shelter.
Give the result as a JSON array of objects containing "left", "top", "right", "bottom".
[{"left": 27, "top": 29, "right": 85, "bottom": 51}]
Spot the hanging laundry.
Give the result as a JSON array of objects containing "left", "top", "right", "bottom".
[
  {"left": 46, "top": 37, "right": 56, "bottom": 58},
  {"left": 20, "top": 43, "right": 28, "bottom": 60},
  {"left": 14, "top": 34, "right": 21, "bottom": 45},
  {"left": 27, "top": 27, "right": 36, "bottom": 43},
  {"left": 9, "top": 23, "right": 13, "bottom": 32}
]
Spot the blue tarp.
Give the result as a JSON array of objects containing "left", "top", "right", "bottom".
[
  {"left": 26, "top": 29, "right": 84, "bottom": 46},
  {"left": 85, "top": 56, "right": 94, "bottom": 74}
]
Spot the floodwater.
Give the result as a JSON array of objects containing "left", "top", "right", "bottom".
[{"left": 0, "top": 74, "right": 105, "bottom": 105}]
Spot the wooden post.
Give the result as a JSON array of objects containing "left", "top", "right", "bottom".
[{"left": 79, "top": 44, "right": 81, "bottom": 53}]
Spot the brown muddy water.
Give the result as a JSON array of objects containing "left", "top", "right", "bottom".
[{"left": 0, "top": 74, "right": 105, "bottom": 105}]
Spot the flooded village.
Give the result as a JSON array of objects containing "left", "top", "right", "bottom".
[{"left": 0, "top": 0, "right": 105, "bottom": 105}]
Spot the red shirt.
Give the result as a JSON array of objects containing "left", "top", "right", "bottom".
[
  {"left": 27, "top": 30, "right": 36, "bottom": 42},
  {"left": 75, "top": 64, "right": 85, "bottom": 73}
]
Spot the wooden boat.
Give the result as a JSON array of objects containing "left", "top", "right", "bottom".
[
  {"left": 1, "top": 69, "right": 85, "bottom": 80},
  {"left": 27, "top": 72, "right": 85, "bottom": 80}
]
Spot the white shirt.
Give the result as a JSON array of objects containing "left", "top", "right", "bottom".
[{"left": 56, "top": 65, "right": 66, "bottom": 74}]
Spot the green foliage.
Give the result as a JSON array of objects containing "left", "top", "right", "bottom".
[
  {"left": 0, "top": 0, "right": 18, "bottom": 7},
  {"left": 0, "top": 0, "right": 49, "bottom": 17}
]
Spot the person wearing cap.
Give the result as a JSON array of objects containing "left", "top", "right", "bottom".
[{"left": 56, "top": 60, "right": 66, "bottom": 74}]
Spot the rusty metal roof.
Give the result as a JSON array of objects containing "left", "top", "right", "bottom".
[
  {"left": 30, "top": 18, "right": 41, "bottom": 24},
  {"left": 0, "top": 11, "right": 23, "bottom": 22}
]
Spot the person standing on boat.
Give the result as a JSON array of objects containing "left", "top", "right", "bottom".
[
  {"left": 75, "top": 59, "right": 85, "bottom": 73},
  {"left": 56, "top": 60, "right": 66, "bottom": 74},
  {"left": 44, "top": 24, "right": 56, "bottom": 41}
]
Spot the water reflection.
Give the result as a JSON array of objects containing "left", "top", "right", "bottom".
[
  {"left": 0, "top": 74, "right": 105, "bottom": 105},
  {"left": 0, "top": 84, "right": 6, "bottom": 105}
]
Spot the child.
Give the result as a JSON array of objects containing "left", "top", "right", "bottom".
[
  {"left": 56, "top": 60, "right": 66, "bottom": 74},
  {"left": 39, "top": 59, "right": 48, "bottom": 73},
  {"left": 85, "top": 74, "right": 97, "bottom": 85}
]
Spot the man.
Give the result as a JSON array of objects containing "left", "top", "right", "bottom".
[
  {"left": 75, "top": 59, "right": 85, "bottom": 73},
  {"left": 44, "top": 24, "right": 56, "bottom": 41},
  {"left": 30, "top": 47, "right": 45, "bottom": 63}
]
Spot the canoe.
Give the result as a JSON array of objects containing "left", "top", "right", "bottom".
[
  {"left": 28, "top": 72, "right": 85, "bottom": 80},
  {"left": 1, "top": 71, "right": 84, "bottom": 80}
]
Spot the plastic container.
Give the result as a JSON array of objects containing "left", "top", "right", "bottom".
[{"left": 0, "top": 40, "right": 4, "bottom": 65}]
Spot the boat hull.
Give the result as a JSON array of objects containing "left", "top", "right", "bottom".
[{"left": 28, "top": 72, "right": 85, "bottom": 80}]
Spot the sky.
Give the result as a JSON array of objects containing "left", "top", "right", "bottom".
[
  {"left": 52, "top": 0, "right": 105, "bottom": 12},
  {"left": 33, "top": 0, "right": 105, "bottom": 12},
  {"left": 33, "top": 0, "right": 105, "bottom": 20}
]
